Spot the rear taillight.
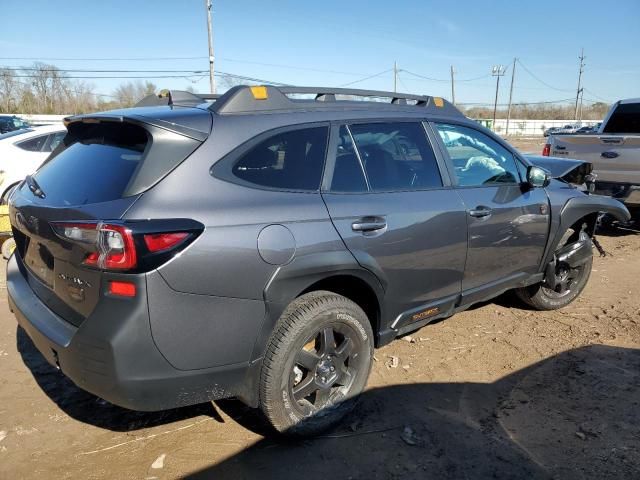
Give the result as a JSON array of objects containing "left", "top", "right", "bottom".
[
  {"left": 542, "top": 144, "right": 551, "bottom": 156},
  {"left": 51, "top": 219, "right": 203, "bottom": 273},
  {"left": 53, "top": 222, "right": 137, "bottom": 270},
  {"left": 144, "top": 232, "right": 189, "bottom": 253}
]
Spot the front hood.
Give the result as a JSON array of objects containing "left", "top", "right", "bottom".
[{"left": 525, "top": 155, "right": 593, "bottom": 184}]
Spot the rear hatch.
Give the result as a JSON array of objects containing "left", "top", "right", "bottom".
[{"left": 9, "top": 107, "right": 211, "bottom": 326}]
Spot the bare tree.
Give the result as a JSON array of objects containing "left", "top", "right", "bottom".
[
  {"left": 0, "top": 68, "right": 19, "bottom": 113},
  {"left": 113, "top": 81, "right": 157, "bottom": 107}
]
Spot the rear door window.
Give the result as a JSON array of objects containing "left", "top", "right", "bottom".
[
  {"left": 231, "top": 126, "right": 328, "bottom": 191},
  {"left": 31, "top": 123, "right": 148, "bottom": 206},
  {"left": 345, "top": 122, "right": 442, "bottom": 191}
]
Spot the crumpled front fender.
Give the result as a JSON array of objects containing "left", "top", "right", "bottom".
[{"left": 541, "top": 193, "right": 630, "bottom": 269}]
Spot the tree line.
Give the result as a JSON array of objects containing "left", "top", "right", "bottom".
[
  {"left": 1, "top": 62, "right": 611, "bottom": 120},
  {"left": 460, "top": 102, "right": 609, "bottom": 121},
  {"left": 0, "top": 63, "right": 158, "bottom": 114}
]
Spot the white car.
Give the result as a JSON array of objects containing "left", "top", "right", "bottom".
[{"left": 0, "top": 125, "right": 66, "bottom": 203}]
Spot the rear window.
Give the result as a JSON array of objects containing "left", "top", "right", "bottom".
[
  {"left": 31, "top": 123, "right": 148, "bottom": 206},
  {"left": 603, "top": 103, "right": 640, "bottom": 134},
  {"left": 231, "top": 126, "right": 328, "bottom": 191}
]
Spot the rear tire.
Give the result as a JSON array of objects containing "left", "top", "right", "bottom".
[{"left": 259, "top": 291, "right": 373, "bottom": 436}]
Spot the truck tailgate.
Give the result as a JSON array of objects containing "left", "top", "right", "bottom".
[{"left": 551, "top": 134, "right": 640, "bottom": 184}]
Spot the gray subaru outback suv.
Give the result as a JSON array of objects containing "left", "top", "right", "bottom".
[{"left": 7, "top": 86, "right": 629, "bottom": 435}]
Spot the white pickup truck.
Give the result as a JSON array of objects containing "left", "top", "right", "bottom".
[{"left": 544, "top": 98, "right": 640, "bottom": 215}]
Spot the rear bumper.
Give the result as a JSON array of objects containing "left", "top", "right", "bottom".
[{"left": 7, "top": 253, "right": 251, "bottom": 411}]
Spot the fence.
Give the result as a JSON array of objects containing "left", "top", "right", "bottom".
[
  {"left": 474, "top": 119, "right": 602, "bottom": 137},
  {"left": 19, "top": 114, "right": 67, "bottom": 126}
]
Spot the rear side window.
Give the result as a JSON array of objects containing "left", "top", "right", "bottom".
[
  {"left": 17, "top": 134, "right": 48, "bottom": 152},
  {"left": 232, "top": 126, "right": 328, "bottom": 191},
  {"left": 603, "top": 103, "right": 640, "bottom": 133},
  {"left": 347, "top": 122, "right": 442, "bottom": 191},
  {"left": 32, "top": 123, "right": 148, "bottom": 206}
]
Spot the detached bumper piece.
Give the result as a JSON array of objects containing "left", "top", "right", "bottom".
[{"left": 545, "top": 233, "right": 593, "bottom": 290}]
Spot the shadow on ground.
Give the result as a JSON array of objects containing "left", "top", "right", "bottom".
[
  {"left": 16, "top": 326, "right": 220, "bottom": 431},
  {"left": 189, "top": 345, "right": 639, "bottom": 480},
  {"left": 17, "top": 326, "right": 640, "bottom": 479}
]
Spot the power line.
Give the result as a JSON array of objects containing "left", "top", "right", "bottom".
[
  {"left": 338, "top": 69, "right": 393, "bottom": 87},
  {"left": 401, "top": 70, "right": 449, "bottom": 82},
  {"left": 7, "top": 69, "right": 288, "bottom": 85},
  {"left": 0, "top": 56, "right": 390, "bottom": 77},
  {"left": 217, "top": 58, "right": 364, "bottom": 76},
  {"left": 401, "top": 69, "right": 491, "bottom": 83},
  {"left": 516, "top": 59, "right": 573, "bottom": 92},
  {"left": 3, "top": 67, "right": 209, "bottom": 73},
  {"left": 0, "top": 56, "right": 209, "bottom": 61},
  {"left": 583, "top": 89, "right": 611, "bottom": 103}
]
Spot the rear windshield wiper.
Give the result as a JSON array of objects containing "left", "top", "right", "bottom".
[{"left": 25, "top": 175, "right": 46, "bottom": 199}]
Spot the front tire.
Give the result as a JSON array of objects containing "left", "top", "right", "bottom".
[
  {"left": 516, "top": 233, "right": 593, "bottom": 310},
  {"left": 259, "top": 291, "right": 374, "bottom": 436}
]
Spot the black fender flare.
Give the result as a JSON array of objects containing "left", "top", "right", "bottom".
[
  {"left": 235, "top": 251, "right": 384, "bottom": 407},
  {"left": 541, "top": 194, "right": 630, "bottom": 268}
]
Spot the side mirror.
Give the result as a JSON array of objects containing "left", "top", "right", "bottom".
[{"left": 527, "top": 165, "right": 551, "bottom": 188}]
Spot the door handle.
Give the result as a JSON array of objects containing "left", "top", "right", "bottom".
[
  {"left": 601, "top": 151, "right": 619, "bottom": 159},
  {"left": 352, "top": 216, "right": 387, "bottom": 233},
  {"left": 468, "top": 206, "right": 492, "bottom": 218}
]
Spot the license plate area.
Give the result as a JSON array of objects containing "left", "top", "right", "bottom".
[{"left": 24, "top": 240, "right": 55, "bottom": 288}]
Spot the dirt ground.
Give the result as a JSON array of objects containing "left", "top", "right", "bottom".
[
  {"left": 508, "top": 136, "right": 549, "bottom": 155},
  {"left": 0, "top": 152, "right": 638, "bottom": 478}
]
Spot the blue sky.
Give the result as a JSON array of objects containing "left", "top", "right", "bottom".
[{"left": 1, "top": 0, "right": 638, "bottom": 106}]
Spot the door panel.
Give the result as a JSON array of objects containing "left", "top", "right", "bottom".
[
  {"left": 432, "top": 122, "right": 550, "bottom": 295},
  {"left": 322, "top": 122, "right": 467, "bottom": 324},
  {"left": 455, "top": 186, "right": 549, "bottom": 291},
  {"left": 323, "top": 191, "right": 468, "bottom": 319}
]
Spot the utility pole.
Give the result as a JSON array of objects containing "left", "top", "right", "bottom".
[
  {"left": 491, "top": 65, "right": 506, "bottom": 131},
  {"left": 505, "top": 58, "right": 516, "bottom": 136},
  {"left": 205, "top": 0, "right": 216, "bottom": 94},
  {"left": 574, "top": 48, "right": 585, "bottom": 121},
  {"left": 450, "top": 65, "right": 455, "bottom": 105},
  {"left": 393, "top": 61, "right": 398, "bottom": 93},
  {"left": 578, "top": 87, "right": 585, "bottom": 122}
]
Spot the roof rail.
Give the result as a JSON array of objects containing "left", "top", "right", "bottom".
[
  {"left": 208, "top": 85, "right": 463, "bottom": 116},
  {"left": 134, "top": 89, "right": 220, "bottom": 108}
]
